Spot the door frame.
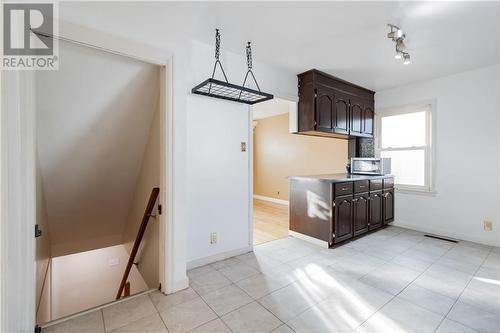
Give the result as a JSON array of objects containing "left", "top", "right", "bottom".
[
  {"left": 0, "top": 20, "right": 177, "bottom": 331},
  {"left": 248, "top": 96, "right": 298, "bottom": 246}
]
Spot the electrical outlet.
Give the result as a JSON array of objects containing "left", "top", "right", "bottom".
[
  {"left": 484, "top": 220, "right": 493, "bottom": 231},
  {"left": 240, "top": 142, "right": 246, "bottom": 152},
  {"left": 210, "top": 232, "right": 218, "bottom": 244}
]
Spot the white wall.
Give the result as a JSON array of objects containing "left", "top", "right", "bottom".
[
  {"left": 35, "top": 156, "right": 52, "bottom": 324},
  {"left": 186, "top": 41, "right": 296, "bottom": 266},
  {"left": 186, "top": 95, "right": 251, "bottom": 265},
  {"left": 376, "top": 65, "right": 500, "bottom": 246},
  {"left": 51, "top": 245, "right": 148, "bottom": 320},
  {"left": 122, "top": 107, "right": 161, "bottom": 288}
]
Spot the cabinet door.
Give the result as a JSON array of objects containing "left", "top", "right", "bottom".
[
  {"left": 383, "top": 189, "right": 394, "bottom": 224},
  {"left": 333, "top": 94, "right": 350, "bottom": 135},
  {"left": 334, "top": 195, "right": 353, "bottom": 243},
  {"left": 350, "top": 99, "right": 363, "bottom": 136},
  {"left": 369, "top": 191, "right": 383, "bottom": 230},
  {"left": 353, "top": 193, "right": 369, "bottom": 236},
  {"left": 363, "top": 102, "right": 374, "bottom": 137},
  {"left": 315, "top": 87, "right": 334, "bottom": 132}
]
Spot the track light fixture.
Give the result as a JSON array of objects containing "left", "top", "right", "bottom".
[{"left": 387, "top": 24, "right": 411, "bottom": 65}]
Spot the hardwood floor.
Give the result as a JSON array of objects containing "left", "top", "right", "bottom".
[{"left": 253, "top": 198, "right": 289, "bottom": 245}]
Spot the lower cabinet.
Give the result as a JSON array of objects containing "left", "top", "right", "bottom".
[
  {"left": 334, "top": 195, "right": 353, "bottom": 243},
  {"left": 291, "top": 177, "right": 394, "bottom": 247},
  {"left": 353, "top": 193, "right": 369, "bottom": 236},
  {"left": 383, "top": 188, "right": 394, "bottom": 224},
  {"left": 369, "top": 191, "right": 383, "bottom": 230}
]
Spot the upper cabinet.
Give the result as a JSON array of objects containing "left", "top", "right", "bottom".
[{"left": 297, "top": 69, "right": 375, "bottom": 138}]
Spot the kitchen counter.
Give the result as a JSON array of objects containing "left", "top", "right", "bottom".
[
  {"left": 289, "top": 173, "right": 394, "bottom": 183},
  {"left": 289, "top": 173, "right": 395, "bottom": 247}
]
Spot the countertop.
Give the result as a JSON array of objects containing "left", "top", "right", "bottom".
[{"left": 289, "top": 173, "right": 394, "bottom": 183}]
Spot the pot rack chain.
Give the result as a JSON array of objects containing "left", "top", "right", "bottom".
[
  {"left": 240, "top": 42, "right": 261, "bottom": 97},
  {"left": 211, "top": 29, "right": 229, "bottom": 84}
]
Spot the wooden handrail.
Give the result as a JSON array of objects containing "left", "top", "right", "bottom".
[{"left": 116, "top": 187, "right": 160, "bottom": 299}]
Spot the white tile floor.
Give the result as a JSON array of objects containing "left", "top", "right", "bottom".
[{"left": 43, "top": 226, "right": 500, "bottom": 333}]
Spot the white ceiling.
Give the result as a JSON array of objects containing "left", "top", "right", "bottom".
[
  {"left": 58, "top": 1, "right": 499, "bottom": 91},
  {"left": 36, "top": 41, "right": 159, "bottom": 255}
]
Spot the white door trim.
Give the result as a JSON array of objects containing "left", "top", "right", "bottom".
[{"left": 1, "top": 70, "right": 38, "bottom": 332}]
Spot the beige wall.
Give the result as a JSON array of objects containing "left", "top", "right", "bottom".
[
  {"left": 36, "top": 157, "right": 52, "bottom": 324},
  {"left": 51, "top": 245, "right": 148, "bottom": 320},
  {"left": 253, "top": 113, "right": 348, "bottom": 201},
  {"left": 121, "top": 108, "right": 160, "bottom": 288}
]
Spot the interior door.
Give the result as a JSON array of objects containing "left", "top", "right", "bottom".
[{"left": 315, "top": 86, "right": 334, "bottom": 132}]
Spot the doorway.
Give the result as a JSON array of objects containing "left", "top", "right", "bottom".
[
  {"left": 251, "top": 98, "right": 297, "bottom": 245},
  {"left": 35, "top": 39, "right": 164, "bottom": 324}
]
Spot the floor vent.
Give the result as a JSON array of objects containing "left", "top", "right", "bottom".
[{"left": 424, "top": 234, "right": 458, "bottom": 243}]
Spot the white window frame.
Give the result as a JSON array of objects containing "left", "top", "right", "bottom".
[{"left": 375, "top": 101, "right": 435, "bottom": 194}]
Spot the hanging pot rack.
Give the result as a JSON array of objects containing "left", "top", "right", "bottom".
[{"left": 191, "top": 29, "right": 273, "bottom": 105}]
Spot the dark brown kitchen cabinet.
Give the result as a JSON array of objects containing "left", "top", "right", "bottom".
[
  {"left": 334, "top": 195, "right": 353, "bottom": 243},
  {"left": 383, "top": 189, "right": 394, "bottom": 224},
  {"left": 353, "top": 193, "right": 369, "bottom": 236},
  {"left": 290, "top": 176, "right": 394, "bottom": 247},
  {"left": 333, "top": 93, "right": 350, "bottom": 135},
  {"left": 369, "top": 191, "right": 383, "bottom": 230},
  {"left": 363, "top": 104, "right": 374, "bottom": 136},
  {"left": 350, "top": 98, "right": 363, "bottom": 136},
  {"left": 297, "top": 69, "right": 375, "bottom": 138},
  {"left": 316, "top": 86, "right": 334, "bottom": 132}
]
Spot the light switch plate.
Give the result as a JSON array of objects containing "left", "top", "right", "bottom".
[{"left": 210, "top": 232, "right": 218, "bottom": 244}]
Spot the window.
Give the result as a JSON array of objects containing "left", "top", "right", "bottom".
[{"left": 376, "top": 105, "right": 433, "bottom": 192}]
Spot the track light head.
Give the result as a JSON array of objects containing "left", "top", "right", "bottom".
[{"left": 403, "top": 53, "right": 411, "bottom": 65}]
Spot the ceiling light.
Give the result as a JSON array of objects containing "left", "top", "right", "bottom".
[
  {"left": 403, "top": 53, "right": 411, "bottom": 65},
  {"left": 396, "top": 39, "right": 407, "bottom": 53},
  {"left": 387, "top": 23, "right": 411, "bottom": 65}
]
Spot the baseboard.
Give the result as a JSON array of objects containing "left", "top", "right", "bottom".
[
  {"left": 393, "top": 221, "right": 500, "bottom": 248},
  {"left": 186, "top": 245, "right": 253, "bottom": 270},
  {"left": 253, "top": 194, "right": 289, "bottom": 206},
  {"left": 289, "top": 230, "right": 330, "bottom": 248}
]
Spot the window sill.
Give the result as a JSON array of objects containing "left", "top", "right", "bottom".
[{"left": 395, "top": 187, "right": 437, "bottom": 196}]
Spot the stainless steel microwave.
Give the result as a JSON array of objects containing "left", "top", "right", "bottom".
[{"left": 350, "top": 158, "right": 391, "bottom": 175}]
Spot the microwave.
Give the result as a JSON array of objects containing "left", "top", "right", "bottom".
[{"left": 350, "top": 158, "right": 391, "bottom": 175}]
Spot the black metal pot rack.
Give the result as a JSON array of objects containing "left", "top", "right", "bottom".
[{"left": 191, "top": 29, "right": 273, "bottom": 105}]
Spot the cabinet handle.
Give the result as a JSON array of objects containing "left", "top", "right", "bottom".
[
  {"left": 341, "top": 187, "right": 348, "bottom": 191},
  {"left": 352, "top": 199, "right": 358, "bottom": 202},
  {"left": 384, "top": 193, "right": 390, "bottom": 198}
]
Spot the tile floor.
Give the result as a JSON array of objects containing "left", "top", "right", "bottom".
[{"left": 43, "top": 226, "right": 500, "bottom": 333}]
